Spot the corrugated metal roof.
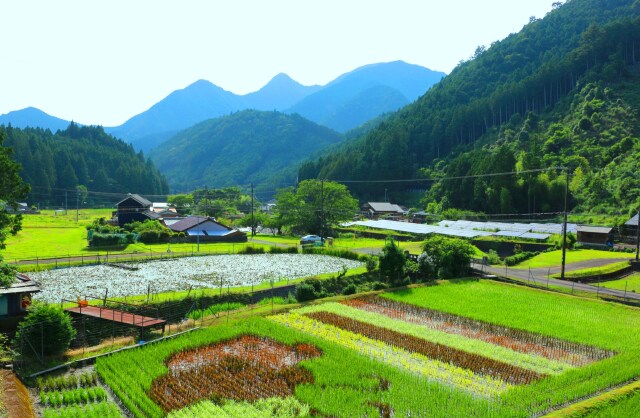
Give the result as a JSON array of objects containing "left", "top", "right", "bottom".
[
  {"left": 365, "top": 202, "right": 405, "bottom": 213},
  {"left": 577, "top": 225, "right": 613, "bottom": 234},
  {"left": 625, "top": 214, "right": 639, "bottom": 226}
]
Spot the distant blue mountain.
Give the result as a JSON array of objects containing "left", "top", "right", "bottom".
[
  {"left": 0, "top": 61, "right": 446, "bottom": 151},
  {"left": 286, "top": 61, "right": 445, "bottom": 132},
  {"left": 106, "top": 80, "right": 244, "bottom": 146},
  {"left": 0, "top": 107, "right": 71, "bottom": 132},
  {"left": 242, "top": 73, "right": 321, "bottom": 110}
]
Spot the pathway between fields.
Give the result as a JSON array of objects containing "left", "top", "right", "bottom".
[{"left": 471, "top": 258, "right": 640, "bottom": 302}]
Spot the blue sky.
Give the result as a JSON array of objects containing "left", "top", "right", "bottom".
[{"left": 0, "top": 0, "right": 554, "bottom": 126}]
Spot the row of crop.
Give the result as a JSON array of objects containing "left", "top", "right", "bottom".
[
  {"left": 151, "top": 357, "right": 314, "bottom": 412},
  {"left": 149, "top": 335, "right": 320, "bottom": 412},
  {"left": 166, "top": 397, "right": 310, "bottom": 418},
  {"left": 305, "top": 310, "right": 544, "bottom": 385},
  {"left": 36, "top": 372, "right": 99, "bottom": 391},
  {"left": 268, "top": 312, "right": 510, "bottom": 398},
  {"left": 351, "top": 296, "right": 613, "bottom": 366},
  {"left": 185, "top": 302, "right": 245, "bottom": 320},
  {"left": 380, "top": 281, "right": 640, "bottom": 416},
  {"left": 295, "top": 302, "right": 569, "bottom": 375},
  {"left": 40, "top": 387, "right": 107, "bottom": 408},
  {"left": 166, "top": 335, "right": 320, "bottom": 374},
  {"left": 97, "top": 317, "right": 512, "bottom": 417},
  {"left": 42, "top": 401, "right": 121, "bottom": 418}
]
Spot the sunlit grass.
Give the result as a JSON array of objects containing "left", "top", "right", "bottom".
[
  {"left": 599, "top": 273, "right": 640, "bottom": 293},
  {"left": 512, "top": 249, "right": 633, "bottom": 269}
]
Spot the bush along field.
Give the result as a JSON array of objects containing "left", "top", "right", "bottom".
[{"left": 93, "top": 278, "right": 640, "bottom": 417}]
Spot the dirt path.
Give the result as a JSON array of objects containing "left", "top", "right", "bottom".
[{"left": 0, "top": 370, "right": 34, "bottom": 418}]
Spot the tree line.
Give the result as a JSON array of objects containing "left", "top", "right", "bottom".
[{"left": 0, "top": 123, "right": 169, "bottom": 207}]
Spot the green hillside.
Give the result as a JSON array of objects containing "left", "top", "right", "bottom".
[
  {"left": 1, "top": 123, "right": 169, "bottom": 206},
  {"left": 299, "top": 0, "right": 640, "bottom": 215},
  {"left": 150, "top": 110, "right": 344, "bottom": 192}
]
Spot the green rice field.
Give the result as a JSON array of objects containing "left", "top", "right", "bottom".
[{"left": 96, "top": 279, "right": 640, "bottom": 417}]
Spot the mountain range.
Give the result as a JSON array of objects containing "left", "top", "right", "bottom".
[
  {"left": 0, "top": 61, "right": 445, "bottom": 152},
  {"left": 298, "top": 0, "right": 640, "bottom": 214}
]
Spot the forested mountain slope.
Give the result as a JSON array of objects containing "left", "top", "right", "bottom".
[
  {"left": 149, "top": 110, "right": 343, "bottom": 192},
  {"left": 300, "top": 0, "right": 640, "bottom": 214},
  {"left": 0, "top": 124, "right": 169, "bottom": 206}
]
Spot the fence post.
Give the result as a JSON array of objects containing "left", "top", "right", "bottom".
[
  {"left": 41, "top": 322, "right": 44, "bottom": 365},
  {"left": 624, "top": 281, "right": 628, "bottom": 301},
  {"left": 572, "top": 281, "right": 575, "bottom": 294},
  {"left": 547, "top": 268, "right": 550, "bottom": 289}
]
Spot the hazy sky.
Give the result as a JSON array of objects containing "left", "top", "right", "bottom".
[{"left": 1, "top": 0, "right": 554, "bottom": 126}]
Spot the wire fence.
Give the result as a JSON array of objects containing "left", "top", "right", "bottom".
[
  {"left": 13, "top": 283, "right": 297, "bottom": 378},
  {"left": 472, "top": 261, "right": 640, "bottom": 307}
]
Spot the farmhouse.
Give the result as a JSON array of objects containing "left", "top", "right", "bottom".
[
  {"left": 362, "top": 202, "right": 408, "bottom": 220},
  {"left": 151, "top": 202, "right": 181, "bottom": 218},
  {"left": 576, "top": 225, "right": 614, "bottom": 247},
  {"left": 166, "top": 216, "right": 247, "bottom": 242},
  {"left": 0, "top": 273, "right": 40, "bottom": 317},
  {"left": 114, "top": 193, "right": 155, "bottom": 226}
]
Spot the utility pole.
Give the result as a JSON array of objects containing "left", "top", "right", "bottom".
[
  {"left": 320, "top": 179, "right": 325, "bottom": 239},
  {"left": 65, "top": 191, "right": 68, "bottom": 214},
  {"left": 560, "top": 171, "right": 569, "bottom": 281},
  {"left": 76, "top": 188, "right": 80, "bottom": 222},
  {"left": 251, "top": 183, "right": 255, "bottom": 237},
  {"left": 384, "top": 188, "right": 388, "bottom": 203},
  {"left": 636, "top": 210, "right": 640, "bottom": 263}
]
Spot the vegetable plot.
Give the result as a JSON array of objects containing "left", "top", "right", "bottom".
[{"left": 150, "top": 335, "right": 320, "bottom": 412}]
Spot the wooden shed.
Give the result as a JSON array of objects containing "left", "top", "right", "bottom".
[{"left": 576, "top": 225, "right": 614, "bottom": 247}]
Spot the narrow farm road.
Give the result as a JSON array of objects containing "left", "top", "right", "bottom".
[{"left": 472, "top": 260, "right": 640, "bottom": 302}]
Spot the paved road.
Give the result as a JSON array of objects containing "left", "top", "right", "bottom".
[{"left": 472, "top": 260, "right": 640, "bottom": 302}]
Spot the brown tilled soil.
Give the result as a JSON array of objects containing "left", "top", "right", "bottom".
[
  {"left": 150, "top": 335, "right": 321, "bottom": 412},
  {"left": 0, "top": 369, "right": 34, "bottom": 418}
]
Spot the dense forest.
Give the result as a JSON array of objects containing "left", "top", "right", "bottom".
[
  {"left": 0, "top": 123, "right": 168, "bottom": 207},
  {"left": 149, "top": 110, "right": 344, "bottom": 192},
  {"left": 299, "top": 0, "right": 640, "bottom": 215}
]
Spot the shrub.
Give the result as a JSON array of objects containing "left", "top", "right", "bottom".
[
  {"left": 365, "top": 256, "right": 377, "bottom": 273},
  {"left": 90, "top": 232, "right": 135, "bottom": 247},
  {"left": 342, "top": 284, "right": 357, "bottom": 295},
  {"left": 295, "top": 283, "right": 318, "bottom": 302},
  {"left": 485, "top": 249, "right": 502, "bottom": 265},
  {"left": 15, "top": 302, "right": 76, "bottom": 357},
  {"left": 0, "top": 262, "right": 15, "bottom": 288},
  {"left": 505, "top": 251, "right": 539, "bottom": 266},
  {"left": 268, "top": 246, "right": 298, "bottom": 254},
  {"left": 371, "top": 281, "right": 388, "bottom": 291},
  {"left": 379, "top": 239, "right": 407, "bottom": 284},
  {"left": 238, "top": 246, "right": 265, "bottom": 254},
  {"left": 421, "top": 236, "right": 474, "bottom": 279}
]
